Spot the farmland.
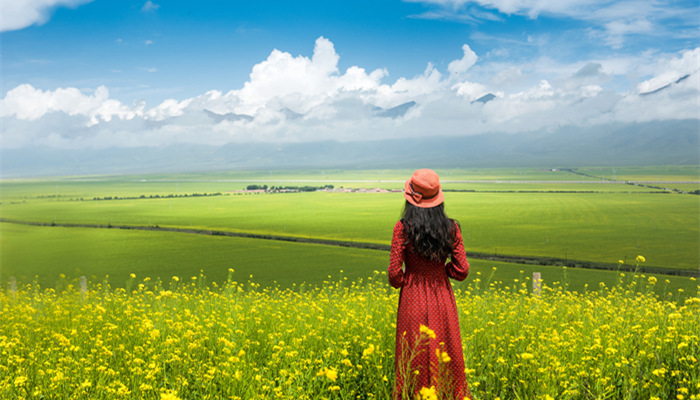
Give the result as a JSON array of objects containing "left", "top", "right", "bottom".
[
  {"left": 1, "top": 166, "right": 698, "bottom": 278},
  {"left": 1, "top": 166, "right": 699, "bottom": 400},
  {"left": 1, "top": 271, "right": 698, "bottom": 399}
]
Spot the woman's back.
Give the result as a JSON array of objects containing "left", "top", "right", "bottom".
[{"left": 388, "top": 169, "right": 472, "bottom": 399}]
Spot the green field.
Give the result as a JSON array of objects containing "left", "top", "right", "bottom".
[
  {"left": 2, "top": 190, "right": 698, "bottom": 270},
  {"left": 5, "top": 166, "right": 693, "bottom": 197},
  {"left": 2, "top": 168, "right": 700, "bottom": 400},
  {"left": 2, "top": 222, "right": 696, "bottom": 298},
  {"left": 1, "top": 167, "right": 698, "bottom": 291},
  {"left": 578, "top": 165, "right": 700, "bottom": 182}
]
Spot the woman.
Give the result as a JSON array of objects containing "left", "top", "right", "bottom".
[{"left": 388, "top": 169, "right": 471, "bottom": 400}]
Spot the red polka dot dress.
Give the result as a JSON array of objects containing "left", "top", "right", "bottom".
[{"left": 388, "top": 220, "right": 472, "bottom": 400}]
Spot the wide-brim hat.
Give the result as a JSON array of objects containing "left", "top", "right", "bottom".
[{"left": 404, "top": 169, "right": 444, "bottom": 208}]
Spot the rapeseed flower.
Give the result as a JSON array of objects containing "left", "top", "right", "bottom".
[
  {"left": 435, "top": 349, "right": 451, "bottom": 363},
  {"left": 419, "top": 324, "right": 436, "bottom": 339},
  {"left": 317, "top": 367, "right": 338, "bottom": 381},
  {"left": 160, "top": 390, "right": 181, "bottom": 400},
  {"left": 419, "top": 386, "right": 438, "bottom": 400},
  {"left": 1, "top": 273, "right": 697, "bottom": 400}
]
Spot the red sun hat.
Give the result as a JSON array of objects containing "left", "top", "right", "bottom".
[{"left": 404, "top": 169, "right": 445, "bottom": 208}]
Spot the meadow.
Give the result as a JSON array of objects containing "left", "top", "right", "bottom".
[
  {"left": 1, "top": 167, "right": 699, "bottom": 400},
  {"left": 1, "top": 223, "right": 697, "bottom": 298},
  {"left": 2, "top": 180, "right": 698, "bottom": 272},
  {"left": 1, "top": 272, "right": 698, "bottom": 400}
]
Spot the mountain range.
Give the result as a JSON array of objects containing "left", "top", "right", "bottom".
[{"left": 2, "top": 119, "right": 697, "bottom": 177}]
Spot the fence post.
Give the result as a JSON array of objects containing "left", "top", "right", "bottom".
[
  {"left": 9, "top": 277, "right": 17, "bottom": 297},
  {"left": 80, "top": 276, "right": 88, "bottom": 297},
  {"left": 533, "top": 272, "right": 542, "bottom": 297}
]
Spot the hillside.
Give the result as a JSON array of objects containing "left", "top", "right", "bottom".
[{"left": 2, "top": 119, "right": 697, "bottom": 177}]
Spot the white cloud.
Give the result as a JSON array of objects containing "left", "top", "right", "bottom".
[
  {"left": 452, "top": 81, "right": 489, "bottom": 101},
  {"left": 141, "top": 1, "right": 159, "bottom": 12},
  {"left": 637, "top": 48, "right": 700, "bottom": 94},
  {"left": 406, "top": 0, "right": 698, "bottom": 48},
  {"left": 1, "top": 84, "right": 138, "bottom": 124},
  {"left": 603, "top": 18, "right": 653, "bottom": 48},
  {"left": 1, "top": 0, "right": 93, "bottom": 32},
  {"left": 1, "top": 38, "right": 697, "bottom": 149},
  {"left": 448, "top": 44, "right": 479, "bottom": 77},
  {"left": 232, "top": 37, "right": 345, "bottom": 115}
]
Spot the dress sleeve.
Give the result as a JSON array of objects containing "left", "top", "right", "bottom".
[
  {"left": 387, "top": 220, "right": 406, "bottom": 288},
  {"left": 446, "top": 223, "right": 469, "bottom": 281}
]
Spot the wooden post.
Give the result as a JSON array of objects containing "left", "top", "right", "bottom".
[
  {"left": 80, "top": 276, "right": 88, "bottom": 297},
  {"left": 533, "top": 272, "right": 542, "bottom": 297},
  {"left": 9, "top": 277, "right": 17, "bottom": 297}
]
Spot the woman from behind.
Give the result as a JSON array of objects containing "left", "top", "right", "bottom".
[{"left": 388, "top": 169, "right": 472, "bottom": 400}]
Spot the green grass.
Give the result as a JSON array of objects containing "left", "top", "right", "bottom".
[
  {"left": 2, "top": 167, "right": 699, "bottom": 400},
  {"left": 3, "top": 167, "right": 676, "bottom": 201},
  {"left": 2, "top": 189, "right": 698, "bottom": 270},
  {"left": 0, "top": 223, "right": 387, "bottom": 290},
  {"left": 2, "top": 223, "right": 696, "bottom": 299},
  {"left": 578, "top": 165, "right": 700, "bottom": 181}
]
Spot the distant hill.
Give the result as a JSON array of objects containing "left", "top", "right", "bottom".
[{"left": 2, "top": 119, "right": 697, "bottom": 177}]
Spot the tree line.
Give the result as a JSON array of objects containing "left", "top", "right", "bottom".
[
  {"left": 91, "top": 193, "right": 223, "bottom": 201},
  {"left": 246, "top": 185, "right": 334, "bottom": 192}
]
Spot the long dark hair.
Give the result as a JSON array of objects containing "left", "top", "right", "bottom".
[{"left": 401, "top": 201, "right": 458, "bottom": 260}]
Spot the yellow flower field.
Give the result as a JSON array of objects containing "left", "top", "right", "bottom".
[{"left": 1, "top": 270, "right": 698, "bottom": 400}]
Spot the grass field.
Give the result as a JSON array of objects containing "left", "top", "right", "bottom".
[
  {"left": 2, "top": 167, "right": 699, "bottom": 400},
  {"left": 1, "top": 222, "right": 697, "bottom": 300},
  {"left": 578, "top": 165, "right": 700, "bottom": 181},
  {"left": 4, "top": 166, "right": 697, "bottom": 199},
  {"left": 1, "top": 167, "right": 698, "bottom": 289},
  {"left": 2, "top": 189, "right": 698, "bottom": 270}
]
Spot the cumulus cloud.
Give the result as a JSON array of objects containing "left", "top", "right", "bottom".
[
  {"left": 448, "top": 44, "right": 478, "bottom": 77},
  {"left": 1, "top": 0, "right": 93, "bottom": 32},
  {"left": 1, "top": 38, "right": 697, "bottom": 149},
  {"left": 1, "top": 84, "right": 139, "bottom": 124}
]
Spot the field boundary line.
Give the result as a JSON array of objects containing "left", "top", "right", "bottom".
[{"left": 2, "top": 218, "right": 697, "bottom": 278}]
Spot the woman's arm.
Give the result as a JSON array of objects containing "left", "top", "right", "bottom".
[
  {"left": 446, "top": 223, "right": 469, "bottom": 281},
  {"left": 388, "top": 221, "right": 406, "bottom": 288}
]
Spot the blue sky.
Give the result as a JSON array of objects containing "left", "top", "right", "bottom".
[{"left": 1, "top": 0, "right": 698, "bottom": 148}]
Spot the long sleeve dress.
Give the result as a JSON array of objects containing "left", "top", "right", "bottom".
[{"left": 388, "top": 220, "right": 471, "bottom": 400}]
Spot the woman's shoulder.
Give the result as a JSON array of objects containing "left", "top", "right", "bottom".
[{"left": 394, "top": 220, "right": 404, "bottom": 230}]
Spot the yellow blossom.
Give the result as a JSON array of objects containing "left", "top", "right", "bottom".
[
  {"left": 161, "top": 390, "right": 181, "bottom": 400},
  {"left": 419, "top": 324, "right": 436, "bottom": 339},
  {"left": 435, "top": 349, "right": 451, "bottom": 363},
  {"left": 317, "top": 367, "right": 338, "bottom": 381},
  {"left": 419, "top": 386, "right": 438, "bottom": 400},
  {"left": 13, "top": 376, "right": 28, "bottom": 387}
]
